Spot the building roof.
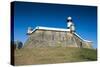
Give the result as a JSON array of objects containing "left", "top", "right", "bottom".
[
  {"left": 27, "top": 26, "right": 92, "bottom": 43},
  {"left": 27, "top": 26, "right": 70, "bottom": 34},
  {"left": 36, "top": 26, "right": 70, "bottom": 31},
  {"left": 74, "top": 33, "right": 92, "bottom": 42}
]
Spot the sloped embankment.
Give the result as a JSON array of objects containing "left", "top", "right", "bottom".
[{"left": 14, "top": 47, "right": 97, "bottom": 65}]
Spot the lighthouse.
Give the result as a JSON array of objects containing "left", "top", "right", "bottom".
[
  {"left": 66, "top": 16, "right": 78, "bottom": 47},
  {"left": 67, "top": 16, "right": 75, "bottom": 33}
]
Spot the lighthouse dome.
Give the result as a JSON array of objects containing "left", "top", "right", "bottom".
[{"left": 67, "top": 16, "right": 72, "bottom": 20}]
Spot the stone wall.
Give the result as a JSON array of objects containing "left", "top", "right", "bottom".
[{"left": 24, "top": 29, "right": 92, "bottom": 48}]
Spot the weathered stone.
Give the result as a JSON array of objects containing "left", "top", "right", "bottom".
[{"left": 24, "top": 29, "right": 92, "bottom": 48}]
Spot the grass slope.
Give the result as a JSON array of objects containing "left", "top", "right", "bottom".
[{"left": 14, "top": 47, "right": 97, "bottom": 65}]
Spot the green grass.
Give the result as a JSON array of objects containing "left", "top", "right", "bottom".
[{"left": 14, "top": 47, "right": 97, "bottom": 65}]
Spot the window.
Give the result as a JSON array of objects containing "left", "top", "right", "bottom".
[
  {"left": 41, "top": 31, "right": 45, "bottom": 40},
  {"left": 59, "top": 32, "right": 61, "bottom": 40},
  {"left": 52, "top": 31, "right": 55, "bottom": 40}
]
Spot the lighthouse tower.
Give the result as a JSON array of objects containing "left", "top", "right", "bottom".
[
  {"left": 66, "top": 16, "right": 78, "bottom": 47},
  {"left": 67, "top": 16, "right": 75, "bottom": 33}
]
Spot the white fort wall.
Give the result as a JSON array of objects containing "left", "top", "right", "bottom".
[{"left": 25, "top": 26, "right": 92, "bottom": 48}]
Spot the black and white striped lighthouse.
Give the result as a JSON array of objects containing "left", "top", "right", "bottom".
[{"left": 67, "top": 16, "right": 75, "bottom": 33}]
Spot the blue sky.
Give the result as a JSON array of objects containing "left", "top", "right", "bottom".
[{"left": 13, "top": 1, "right": 97, "bottom": 48}]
